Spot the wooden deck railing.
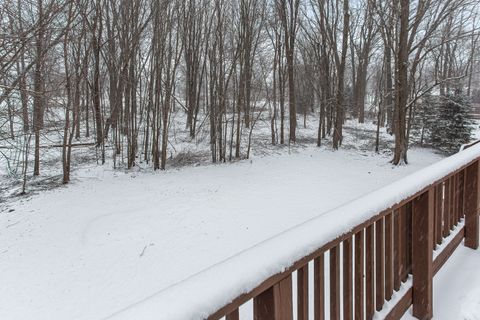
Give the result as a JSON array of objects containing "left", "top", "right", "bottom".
[
  {"left": 461, "top": 139, "right": 480, "bottom": 151},
  {"left": 206, "top": 156, "right": 480, "bottom": 320},
  {"left": 109, "top": 145, "right": 480, "bottom": 320}
]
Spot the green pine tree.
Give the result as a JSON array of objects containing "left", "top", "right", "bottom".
[{"left": 430, "top": 90, "right": 474, "bottom": 154}]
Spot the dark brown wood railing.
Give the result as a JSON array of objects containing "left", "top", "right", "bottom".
[
  {"left": 107, "top": 146, "right": 480, "bottom": 320},
  {"left": 461, "top": 139, "right": 480, "bottom": 151},
  {"left": 206, "top": 157, "right": 480, "bottom": 320}
]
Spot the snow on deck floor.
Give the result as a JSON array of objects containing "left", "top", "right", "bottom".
[
  {"left": 0, "top": 147, "right": 444, "bottom": 320},
  {"left": 402, "top": 244, "right": 480, "bottom": 320}
]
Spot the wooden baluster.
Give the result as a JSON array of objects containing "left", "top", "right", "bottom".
[
  {"left": 463, "top": 168, "right": 468, "bottom": 220},
  {"left": 458, "top": 173, "right": 462, "bottom": 223},
  {"left": 459, "top": 170, "right": 465, "bottom": 220},
  {"left": 465, "top": 161, "right": 479, "bottom": 249},
  {"left": 314, "top": 254, "right": 325, "bottom": 320},
  {"left": 405, "top": 203, "right": 413, "bottom": 278},
  {"left": 254, "top": 288, "right": 275, "bottom": 320},
  {"left": 435, "top": 184, "right": 443, "bottom": 246},
  {"left": 399, "top": 204, "right": 409, "bottom": 282},
  {"left": 443, "top": 179, "right": 451, "bottom": 237},
  {"left": 366, "top": 224, "right": 375, "bottom": 319},
  {"left": 274, "top": 276, "right": 293, "bottom": 320},
  {"left": 355, "top": 230, "right": 364, "bottom": 320},
  {"left": 454, "top": 172, "right": 460, "bottom": 226},
  {"left": 375, "top": 218, "right": 385, "bottom": 311},
  {"left": 453, "top": 175, "right": 458, "bottom": 226},
  {"left": 297, "top": 264, "right": 308, "bottom": 320},
  {"left": 432, "top": 190, "right": 437, "bottom": 251},
  {"left": 412, "top": 189, "right": 434, "bottom": 319},
  {"left": 393, "top": 209, "right": 403, "bottom": 291},
  {"left": 450, "top": 176, "right": 455, "bottom": 230},
  {"left": 343, "top": 237, "right": 353, "bottom": 320},
  {"left": 330, "top": 245, "right": 340, "bottom": 320},
  {"left": 385, "top": 213, "right": 393, "bottom": 301},
  {"left": 451, "top": 175, "right": 456, "bottom": 226},
  {"left": 254, "top": 275, "right": 293, "bottom": 320},
  {"left": 226, "top": 309, "right": 239, "bottom": 320}
]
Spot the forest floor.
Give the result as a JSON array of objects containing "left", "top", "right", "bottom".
[
  {"left": 0, "top": 115, "right": 399, "bottom": 204},
  {"left": 1, "top": 119, "right": 479, "bottom": 319}
]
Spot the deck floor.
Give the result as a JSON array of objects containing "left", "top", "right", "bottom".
[{"left": 402, "top": 243, "right": 480, "bottom": 319}]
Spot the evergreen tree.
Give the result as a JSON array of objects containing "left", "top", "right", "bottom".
[
  {"left": 430, "top": 90, "right": 474, "bottom": 154},
  {"left": 411, "top": 93, "right": 437, "bottom": 146}
]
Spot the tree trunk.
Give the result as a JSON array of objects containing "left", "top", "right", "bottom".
[
  {"left": 332, "top": 0, "right": 349, "bottom": 150},
  {"left": 392, "top": 0, "right": 409, "bottom": 165},
  {"left": 286, "top": 47, "right": 296, "bottom": 143},
  {"left": 33, "top": 0, "right": 45, "bottom": 176},
  {"left": 92, "top": 1, "right": 103, "bottom": 147}
]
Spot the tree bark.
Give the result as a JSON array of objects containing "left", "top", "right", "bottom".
[{"left": 392, "top": 0, "right": 409, "bottom": 165}]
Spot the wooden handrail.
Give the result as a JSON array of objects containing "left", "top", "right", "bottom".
[
  {"left": 108, "top": 145, "right": 480, "bottom": 320},
  {"left": 460, "top": 139, "right": 480, "bottom": 151}
]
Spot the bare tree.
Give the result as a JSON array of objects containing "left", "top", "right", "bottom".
[
  {"left": 311, "top": 0, "right": 350, "bottom": 149},
  {"left": 276, "top": 0, "right": 300, "bottom": 143}
]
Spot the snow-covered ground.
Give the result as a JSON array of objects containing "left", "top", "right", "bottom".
[
  {"left": 0, "top": 144, "right": 447, "bottom": 320},
  {"left": 0, "top": 116, "right": 400, "bottom": 202}
]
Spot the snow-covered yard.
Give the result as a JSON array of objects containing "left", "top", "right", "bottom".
[{"left": 0, "top": 145, "right": 449, "bottom": 320}]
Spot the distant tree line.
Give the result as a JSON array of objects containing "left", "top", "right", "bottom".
[{"left": 0, "top": 0, "right": 479, "bottom": 184}]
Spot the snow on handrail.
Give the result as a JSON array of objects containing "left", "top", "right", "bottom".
[
  {"left": 460, "top": 139, "right": 480, "bottom": 151},
  {"left": 106, "top": 144, "right": 480, "bottom": 320}
]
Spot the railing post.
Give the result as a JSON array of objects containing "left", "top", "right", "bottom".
[
  {"left": 254, "top": 275, "right": 292, "bottom": 320},
  {"left": 412, "top": 188, "right": 434, "bottom": 320},
  {"left": 465, "top": 161, "right": 479, "bottom": 250}
]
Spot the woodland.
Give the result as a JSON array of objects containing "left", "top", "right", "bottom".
[{"left": 0, "top": 0, "right": 479, "bottom": 189}]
